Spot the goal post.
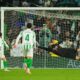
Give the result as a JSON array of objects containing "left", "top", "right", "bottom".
[
  {"left": 1, "top": 7, "right": 80, "bottom": 69},
  {"left": 1, "top": 8, "right": 4, "bottom": 69}
]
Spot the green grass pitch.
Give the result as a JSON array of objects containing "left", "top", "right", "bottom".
[{"left": 0, "top": 69, "right": 80, "bottom": 80}]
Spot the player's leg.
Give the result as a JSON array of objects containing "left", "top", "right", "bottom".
[
  {"left": 23, "top": 45, "right": 29, "bottom": 73},
  {"left": 1, "top": 55, "right": 9, "bottom": 71},
  {"left": 23, "top": 46, "right": 33, "bottom": 74},
  {"left": 24, "top": 57, "right": 33, "bottom": 74},
  {"left": 23, "top": 58, "right": 28, "bottom": 72},
  {"left": 26, "top": 58, "right": 32, "bottom": 74}
]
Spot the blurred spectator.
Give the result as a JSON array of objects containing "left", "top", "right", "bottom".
[
  {"left": 39, "top": 24, "right": 52, "bottom": 47},
  {"left": 76, "top": 48, "right": 80, "bottom": 60},
  {"left": 0, "top": 0, "right": 13, "bottom": 6},
  {"left": 1, "top": 0, "right": 80, "bottom": 7},
  {"left": 71, "top": 20, "right": 76, "bottom": 32},
  {"left": 75, "top": 44, "right": 80, "bottom": 60},
  {"left": 65, "top": 31, "right": 71, "bottom": 38},
  {"left": 50, "top": 0, "right": 58, "bottom": 7},
  {"left": 55, "top": 0, "right": 78, "bottom": 7},
  {"left": 76, "top": 31, "right": 80, "bottom": 41},
  {"left": 75, "top": 0, "right": 80, "bottom": 6},
  {"left": 34, "top": 16, "right": 45, "bottom": 28},
  {"left": 59, "top": 37, "right": 73, "bottom": 48},
  {"left": 22, "top": 1, "right": 30, "bottom": 7},
  {"left": 44, "top": 0, "right": 51, "bottom": 6},
  {"left": 75, "top": 31, "right": 80, "bottom": 60},
  {"left": 8, "top": 27, "right": 20, "bottom": 42}
]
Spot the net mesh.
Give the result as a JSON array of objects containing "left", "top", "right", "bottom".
[{"left": 3, "top": 10, "right": 80, "bottom": 68}]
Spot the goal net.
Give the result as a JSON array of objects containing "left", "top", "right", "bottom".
[{"left": 1, "top": 8, "right": 80, "bottom": 69}]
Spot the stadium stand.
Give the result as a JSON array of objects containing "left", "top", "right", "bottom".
[{"left": 0, "top": 0, "right": 80, "bottom": 7}]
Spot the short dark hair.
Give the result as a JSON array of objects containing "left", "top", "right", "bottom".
[
  {"left": 27, "top": 23, "right": 32, "bottom": 28},
  {"left": 0, "top": 32, "right": 2, "bottom": 37}
]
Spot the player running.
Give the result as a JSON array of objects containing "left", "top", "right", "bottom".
[
  {"left": 0, "top": 32, "right": 9, "bottom": 71},
  {"left": 15, "top": 23, "right": 36, "bottom": 74}
]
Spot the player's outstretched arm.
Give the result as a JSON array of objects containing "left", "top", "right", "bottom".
[
  {"left": 15, "top": 31, "right": 22, "bottom": 46},
  {"left": 4, "top": 41, "right": 9, "bottom": 49}
]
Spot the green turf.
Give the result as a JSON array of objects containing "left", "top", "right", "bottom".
[{"left": 0, "top": 69, "right": 80, "bottom": 80}]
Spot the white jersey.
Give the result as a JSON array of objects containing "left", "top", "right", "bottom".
[
  {"left": 0, "top": 38, "right": 9, "bottom": 50},
  {"left": 0, "top": 37, "right": 9, "bottom": 58},
  {"left": 15, "top": 29, "right": 36, "bottom": 57},
  {"left": 0, "top": 38, "right": 4, "bottom": 52},
  {"left": 11, "top": 43, "right": 23, "bottom": 57},
  {"left": 16, "top": 29, "right": 36, "bottom": 49}
]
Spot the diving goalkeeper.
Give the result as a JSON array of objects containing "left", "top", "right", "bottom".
[
  {"left": 38, "top": 39, "right": 77, "bottom": 59},
  {"left": 14, "top": 23, "right": 36, "bottom": 74}
]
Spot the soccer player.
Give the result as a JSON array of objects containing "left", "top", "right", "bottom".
[
  {"left": 38, "top": 39, "right": 77, "bottom": 59},
  {"left": 0, "top": 32, "right": 9, "bottom": 71},
  {"left": 15, "top": 23, "right": 36, "bottom": 74}
]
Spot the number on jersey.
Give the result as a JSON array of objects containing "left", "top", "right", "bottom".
[{"left": 25, "top": 34, "right": 29, "bottom": 41}]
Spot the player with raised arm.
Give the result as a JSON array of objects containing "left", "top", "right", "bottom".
[
  {"left": 15, "top": 23, "right": 36, "bottom": 74},
  {"left": 0, "top": 32, "right": 9, "bottom": 71}
]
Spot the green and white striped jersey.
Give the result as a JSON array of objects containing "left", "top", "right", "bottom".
[{"left": 15, "top": 29, "right": 36, "bottom": 49}]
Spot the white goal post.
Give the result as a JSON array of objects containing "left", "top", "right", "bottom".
[
  {"left": 1, "top": 9, "right": 4, "bottom": 69},
  {"left": 1, "top": 7, "right": 80, "bottom": 69}
]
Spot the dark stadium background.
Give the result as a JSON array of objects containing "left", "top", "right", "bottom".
[{"left": 0, "top": 0, "right": 80, "bottom": 7}]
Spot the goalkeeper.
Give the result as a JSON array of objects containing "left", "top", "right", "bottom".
[
  {"left": 0, "top": 32, "right": 9, "bottom": 71},
  {"left": 38, "top": 39, "right": 77, "bottom": 59},
  {"left": 15, "top": 23, "right": 36, "bottom": 74}
]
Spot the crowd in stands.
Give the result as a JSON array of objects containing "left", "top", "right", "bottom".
[{"left": 0, "top": 0, "right": 80, "bottom": 7}]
